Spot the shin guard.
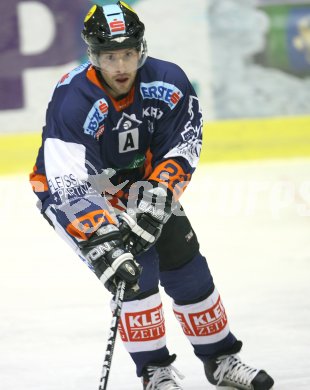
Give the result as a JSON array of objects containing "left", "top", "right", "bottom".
[
  {"left": 118, "top": 292, "right": 170, "bottom": 376},
  {"left": 173, "top": 287, "right": 236, "bottom": 357}
]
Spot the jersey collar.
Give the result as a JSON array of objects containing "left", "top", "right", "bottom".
[{"left": 86, "top": 65, "right": 135, "bottom": 111}]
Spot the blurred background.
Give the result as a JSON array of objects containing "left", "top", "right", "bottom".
[{"left": 0, "top": 0, "right": 310, "bottom": 173}]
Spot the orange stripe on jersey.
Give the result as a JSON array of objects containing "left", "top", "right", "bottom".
[
  {"left": 29, "top": 165, "right": 48, "bottom": 192},
  {"left": 86, "top": 66, "right": 135, "bottom": 111},
  {"left": 66, "top": 209, "right": 117, "bottom": 240},
  {"left": 143, "top": 148, "right": 153, "bottom": 179},
  {"left": 148, "top": 159, "right": 192, "bottom": 200}
]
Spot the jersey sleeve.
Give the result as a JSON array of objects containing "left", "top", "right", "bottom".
[
  {"left": 31, "top": 86, "right": 117, "bottom": 241},
  {"left": 147, "top": 68, "right": 203, "bottom": 199}
]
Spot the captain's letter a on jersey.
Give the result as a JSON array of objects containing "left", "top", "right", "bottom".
[{"left": 113, "top": 113, "right": 142, "bottom": 153}]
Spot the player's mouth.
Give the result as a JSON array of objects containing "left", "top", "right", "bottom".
[{"left": 115, "top": 75, "right": 130, "bottom": 84}]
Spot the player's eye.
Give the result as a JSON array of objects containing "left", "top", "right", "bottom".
[
  {"left": 126, "top": 50, "right": 136, "bottom": 58},
  {"left": 101, "top": 54, "right": 114, "bottom": 62}
]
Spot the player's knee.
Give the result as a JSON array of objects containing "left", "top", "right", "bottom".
[
  {"left": 159, "top": 252, "right": 215, "bottom": 304},
  {"left": 156, "top": 211, "right": 200, "bottom": 271}
]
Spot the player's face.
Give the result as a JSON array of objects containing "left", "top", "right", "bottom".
[{"left": 98, "top": 48, "right": 140, "bottom": 97}]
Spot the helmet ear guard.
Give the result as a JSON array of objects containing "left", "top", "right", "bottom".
[{"left": 81, "top": 1, "right": 147, "bottom": 69}]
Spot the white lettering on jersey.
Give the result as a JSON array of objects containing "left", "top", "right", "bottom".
[
  {"left": 44, "top": 138, "right": 91, "bottom": 204},
  {"left": 140, "top": 81, "right": 183, "bottom": 109},
  {"left": 142, "top": 106, "right": 163, "bottom": 119}
]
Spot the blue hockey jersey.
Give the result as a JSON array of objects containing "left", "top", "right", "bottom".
[{"left": 30, "top": 57, "right": 203, "bottom": 240}]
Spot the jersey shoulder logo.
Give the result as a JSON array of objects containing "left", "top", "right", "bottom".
[
  {"left": 140, "top": 81, "right": 183, "bottom": 110},
  {"left": 83, "top": 98, "right": 109, "bottom": 138},
  {"left": 57, "top": 63, "right": 89, "bottom": 88}
]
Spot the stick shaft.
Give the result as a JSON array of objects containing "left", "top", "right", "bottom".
[{"left": 98, "top": 280, "right": 126, "bottom": 390}]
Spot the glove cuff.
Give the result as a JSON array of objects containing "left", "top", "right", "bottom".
[{"left": 78, "top": 224, "right": 121, "bottom": 249}]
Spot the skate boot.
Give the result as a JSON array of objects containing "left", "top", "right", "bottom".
[
  {"left": 204, "top": 350, "right": 274, "bottom": 390},
  {"left": 141, "top": 354, "right": 184, "bottom": 389}
]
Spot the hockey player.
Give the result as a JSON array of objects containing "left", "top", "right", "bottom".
[{"left": 30, "top": 2, "right": 274, "bottom": 389}]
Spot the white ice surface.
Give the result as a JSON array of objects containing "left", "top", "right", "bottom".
[{"left": 1, "top": 159, "right": 310, "bottom": 389}]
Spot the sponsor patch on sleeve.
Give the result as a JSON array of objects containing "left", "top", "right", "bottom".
[
  {"left": 57, "top": 63, "right": 90, "bottom": 87},
  {"left": 83, "top": 98, "right": 109, "bottom": 138}
]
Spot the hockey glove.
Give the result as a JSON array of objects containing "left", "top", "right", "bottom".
[
  {"left": 79, "top": 225, "right": 141, "bottom": 298},
  {"left": 119, "top": 183, "right": 173, "bottom": 256}
]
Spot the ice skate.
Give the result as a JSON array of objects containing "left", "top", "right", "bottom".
[
  {"left": 142, "top": 354, "right": 184, "bottom": 389},
  {"left": 204, "top": 353, "right": 274, "bottom": 390}
]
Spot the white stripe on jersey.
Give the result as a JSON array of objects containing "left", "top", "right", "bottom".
[{"left": 44, "top": 138, "right": 88, "bottom": 186}]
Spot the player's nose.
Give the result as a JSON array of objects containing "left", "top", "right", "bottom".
[{"left": 114, "top": 57, "right": 128, "bottom": 73}]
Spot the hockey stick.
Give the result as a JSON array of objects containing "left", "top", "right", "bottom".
[{"left": 98, "top": 280, "right": 126, "bottom": 390}]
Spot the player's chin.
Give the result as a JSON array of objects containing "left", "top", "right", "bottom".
[{"left": 114, "top": 79, "right": 132, "bottom": 94}]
